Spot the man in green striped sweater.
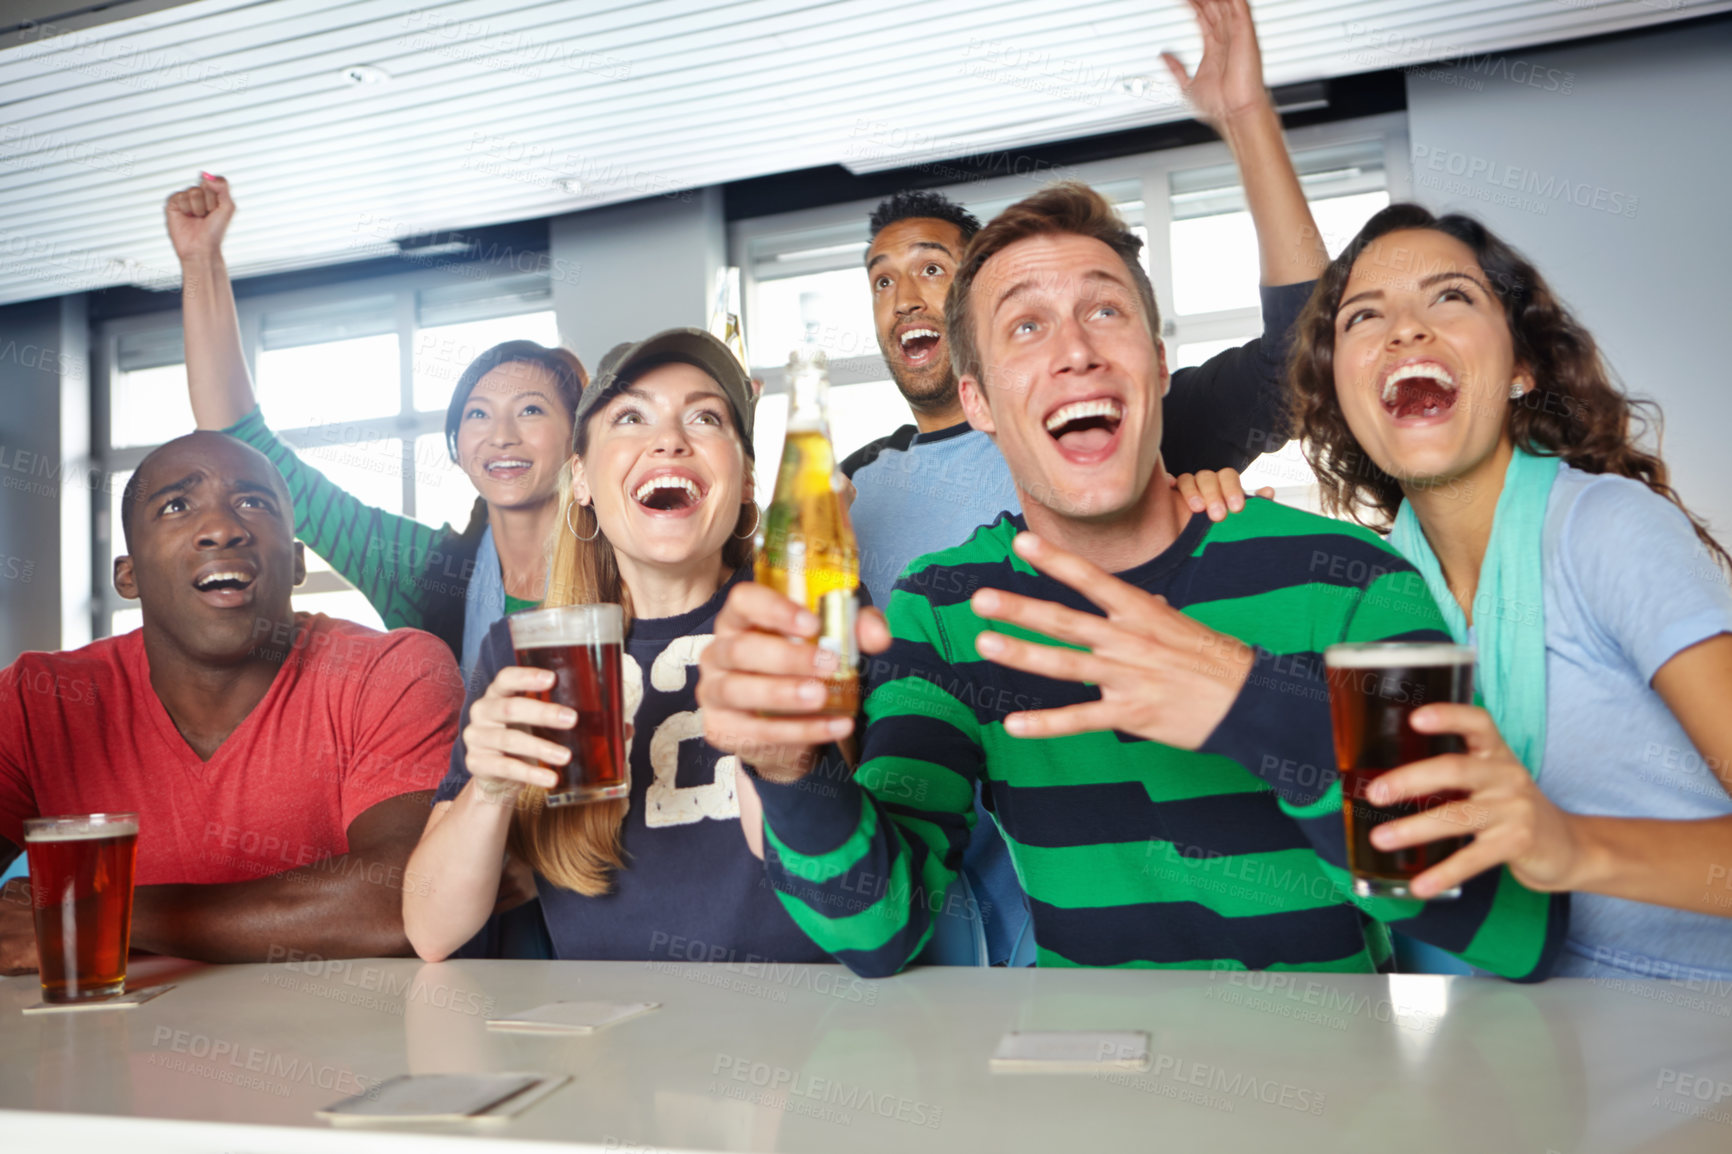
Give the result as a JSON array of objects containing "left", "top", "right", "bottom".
[{"left": 696, "top": 182, "right": 1566, "bottom": 980}]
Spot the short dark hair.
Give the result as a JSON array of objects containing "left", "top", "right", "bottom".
[
  {"left": 947, "top": 182, "right": 1161, "bottom": 389},
  {"left": 118, "top": 433, "right": 291, "bottom": 554},
  {"left": 868, "top": 190, "right": 981, "bottom": 245},
  {"left": 443, "top": 340, "right": 587, "bottom": 462}
]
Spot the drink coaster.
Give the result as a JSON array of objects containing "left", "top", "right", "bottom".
[{"left": 22, "top": 984, "right": 175, "bottom": 1013}]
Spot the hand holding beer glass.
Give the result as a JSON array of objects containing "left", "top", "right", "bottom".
[
  {"left": 24, "top": 813, "right": 139, "bottom": 1003},
  {"left": 1324, "top": 644, "right": 1476, "bottom": 899},
  {"left": 501, "top": 605, "right": 629, "bottom": 807}
]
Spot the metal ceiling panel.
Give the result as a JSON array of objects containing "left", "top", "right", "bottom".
[{"left": 0, "top": 0, "right": 1723, "bottom": 306}]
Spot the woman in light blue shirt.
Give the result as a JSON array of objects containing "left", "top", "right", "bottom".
[{"left": 1286, "top": 203, "right": 1732, "bottom": 980}]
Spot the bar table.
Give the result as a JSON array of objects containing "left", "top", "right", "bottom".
[{"left": 3, "top": 955, "right": 1728, "bottom": 1152}]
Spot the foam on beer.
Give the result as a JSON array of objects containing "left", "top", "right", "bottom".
[
  {"left": 507, "top": 604, "right": 623, "bottom": 648},
  {"left": 25, "top": 817, "right": 138, "bottom": 842},
  {"left": 1323, "top": 643, "right": 1474, "bottom": 668}
]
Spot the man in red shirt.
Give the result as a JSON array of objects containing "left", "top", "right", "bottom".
[{"left": 0, "top": 431, "right": 462, "bottom": 972}]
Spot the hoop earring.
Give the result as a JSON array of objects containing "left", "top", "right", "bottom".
[
  {"left": 567, "top": 501, "right": 601, "bottom": 542},
  {"left": 733, "top": 502, "right": 761, "bottom": 541}
]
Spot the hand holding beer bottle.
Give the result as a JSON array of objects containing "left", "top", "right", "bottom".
[
  {"left": 698, "top": 346, "right": 889, "bottom": 781},
  {"left": 756, "top": 347, "right": 862, "bottom": 715},
  {"left": 698, "top": 583, "right": 890, "bottom": 782}
]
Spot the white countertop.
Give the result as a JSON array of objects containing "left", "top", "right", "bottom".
[{"left": 3, "top": 956, "right": 1729, "bottom": 1153}]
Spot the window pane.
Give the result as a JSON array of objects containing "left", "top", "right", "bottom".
[
  {"left": 255, "top": 334, "right": 400, "bottom": 431},
  {"left": 1309, "top": 191, "right": 1394, "bottom": 259},
  {"left": 1172, "top": 338, "right": 1245, "bottom": 370},
  {"left": 829, "top": 380, "right": 914, "bottom": 463},
  {"left": 292, "top": 588, "right": 384, "bottom": 631},
  {"left": 748, "top": 382, "right": 909, "bottom": 510},
  {"left": 109, "top": 468, "right": 132, "bottom": 567},
  {"left": 1170, "top": 211, "right": 1264, "bottom": 315},
  {"left": 1240, "top": 441, "right": 1319, "bottom": 494},
  {"left": 414, "top": 433, "right": 480, "bottom": 533},
  {"left": 111, "top": 364, "right": 195, "bottom": 450},
  {"left": 750, "top": 268, "right": 880, "bottom": 371},
  {"left": 412, "top": 311, "right": 561, "bottom": 414},
  {"left": 751, "top": 393, "right": 789, "bottom": 514},
  {"left": 1169, "top": 191, "right": 1391, "bottom": 317},
  {"left": 294, "top": 437, "right": 405, "bottom": 515}
]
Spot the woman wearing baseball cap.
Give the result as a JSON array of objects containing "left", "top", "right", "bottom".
[{"left": 405, "top": 329, "right": 830, "bottom": 964}]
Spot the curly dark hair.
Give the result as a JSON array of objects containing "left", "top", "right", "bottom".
[
  {"left": 1289, "top": 202, "right": 1728, "bottom": 571},
  {"left": 868, "top": 189, "right": 981, "bottom": 245}
]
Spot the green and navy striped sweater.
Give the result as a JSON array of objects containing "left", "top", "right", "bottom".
[{"left": 751, "top": 501, "right": 1567, "bottom": 979}]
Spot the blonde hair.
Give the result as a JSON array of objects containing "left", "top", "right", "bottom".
[{"left": 506, "top": 413, "right": 755, "bottom": 896}]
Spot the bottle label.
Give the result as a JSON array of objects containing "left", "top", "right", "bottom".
[{"left": 817, "top": 589, "right": 858, "bottom": 669}]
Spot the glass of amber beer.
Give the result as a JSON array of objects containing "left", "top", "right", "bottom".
[
  {"left": 508, "top": 604, "right": 629, "bottom": 806},
  {"left": 1323, "top": 643, "right": 1475, "bottom": 899},
  {"left": 24, "top": 813, "right": 140, "bottom": 1003}
]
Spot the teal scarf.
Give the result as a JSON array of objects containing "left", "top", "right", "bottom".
[{"left": 1386, "top": 448, "right": 1560, "bottom": 778}]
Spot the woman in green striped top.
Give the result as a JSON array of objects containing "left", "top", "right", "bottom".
[{"left": 166, "top": 176, "right": 584, "bottom": 680}]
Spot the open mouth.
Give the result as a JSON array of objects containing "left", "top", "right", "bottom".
[
  {"left": 1043, "top": 398, "right": 1125, "bottom": 455},
  {"left": 897, "top": 326, "right": 942, "bottom": 369},
  {"left": 1380, "top": 363, "right": 1459, "bottom": 421},
  {"left": 632, "top": 473, "right": 705, "bottom": 513},
  {"left": 192, "top": 564, "right": 257, "bottom": 606},
  {"left": 484, "top": 457, "right": 533, "bottom": 481}
]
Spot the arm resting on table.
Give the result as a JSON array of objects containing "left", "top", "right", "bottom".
[{"left": 126, "top": 791, "right": 434, "bottom": 962}]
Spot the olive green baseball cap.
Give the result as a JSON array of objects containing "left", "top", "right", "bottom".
[{"left": 577, "top": 327, "right": 756, "bottom": 453}]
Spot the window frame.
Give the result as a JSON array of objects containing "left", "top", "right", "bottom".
[
  {"left": 728, "top": 110, "right": 1410, "bottom": 389},
  {"left": 91, "top": 262, "right": 557, "bottom": 639},
  {"left": 727, "top": 111, "right": 1409, "bottom": 510}
]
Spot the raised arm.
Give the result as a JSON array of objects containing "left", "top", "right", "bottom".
[
  {"left": 1157, "top": 0, "right": 1329, "bottom": 476},
  {"left": 166, "top": 174, "right": 257, "bottom": 429},
  {"left": 167, "top": 176, "right": 453, "bottom": 636},
  {"left": 1163, "top": 0, "right": 1328, "bottom": 286}
]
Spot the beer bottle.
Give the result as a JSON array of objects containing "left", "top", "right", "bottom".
[
  {"left": 708, "top": 267, "right": 752, "bottom": 374},
  {"left": 755, "top": 346, "right": 860, "bottom": 715}
]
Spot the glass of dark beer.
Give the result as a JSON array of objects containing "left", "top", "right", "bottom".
[
  {"left": 508, "top": 604, "right": 628, "bottom": 806},
  {"left": 24, "top": 813, "right": 140, "bottom": 1003},
  {"left": 1324, "top": 643, "right": 1476, "bottom": 899}
]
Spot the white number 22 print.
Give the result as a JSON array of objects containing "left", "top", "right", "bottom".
[{"left": 621, "top": 635, "right": 742, "bottom": 829}]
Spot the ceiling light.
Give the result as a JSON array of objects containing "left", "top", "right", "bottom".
[
  {"left": 394, "top": 234, "right": 473, "bottom": 258},
  {"left": 339, "top": 65, "right": 389, "bottom": 87}
]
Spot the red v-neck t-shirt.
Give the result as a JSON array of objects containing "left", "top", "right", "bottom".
[{"left": 0, "top": 614, "right": 461, "bottom": 886}]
